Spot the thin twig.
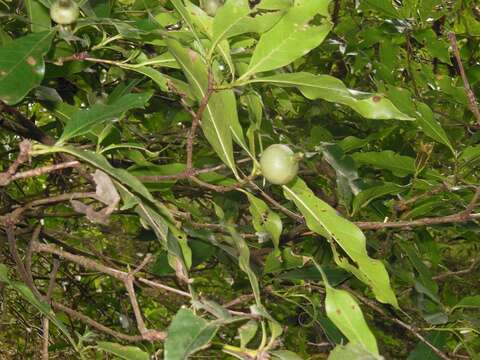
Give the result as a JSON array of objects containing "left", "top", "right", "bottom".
[
  {"left": 1, "top": 192, "right": 96, "bottom": 225},
  {"left": 6, "top": 161, "right": 80, "bottom": 185},
  {"left": 432, "top": 260, "right": 478, "bottom": 281},
  {"left": 51, "top": 301, "right": 146, "bottom": 342},
  {"left": 42, "top": 258, "right": 60, "bottom": 360},
  {"left": 448, "top": 32, "right": 480, "bottom": 126},
  {"left": 186, "top": 70, "right": 215, "bottom": 172},
  {"left": 0, "top": 140, "right": 32, "bottom": 186}
]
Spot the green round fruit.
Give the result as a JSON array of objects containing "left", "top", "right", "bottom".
[
  {"left": 260, "top": 144, "right": 299, "bottom": 185},
  {"left": 50, "top": 0, "right": 79, "bottom": 25},
  {"left": 202, "top": 0, "right": 221, "bottom": 16}
]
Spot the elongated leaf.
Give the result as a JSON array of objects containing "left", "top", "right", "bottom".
[
  {"left": 271, "top": 350, "right": 304, "bottom": 360},
  {"left": 245, "top": 192, "right": 282, "bottom": 251},
  {"left": 328, "top": 343, "right": 383, "bottom": 360},
  {"left": 97, "top": 342, "right": 149, "bottom": 360},
  {"left": 316, "top": 263, "right": 379, "bottom": 355},
  {"left": 238, "top": 320, "right": 258, "bottom": 348},
  {"left": 416, "top": 103, "right": 454, "bottom": 154},
  {"left": 241, "top": 0, "right": 332, "bottom": 79},
  {"left": 212, "top": 0, "right": 251, "bottom": 45},
  {"left": 352, "top": 183, "right": 404, "bottom": 214},
  {"left": 166, "top": 39, "right": 238, "bottom": 176},
  {"left": 248, "top": 73, "right": 413, "bottom": 120},
  {"left": 25, "top": 0, "right": 51, "bottom": 33},
  {"left": 228, "top": 226, "right": 262, "bottom": 305},
  {"left": 0, "top": 31, "right": 54, "bottom": 105},
  {"left": 352, "top": 151, "right": 416, "bottom": 177},
  {"left": 284, "top": 179, "right": 398, "bottom": 307},
  {"left": 60, "top": 92, "right": 152, "bottom": 142},
  {"left": 164, "top": 308, "right": 218, "bottom": 360},
  {"left": 170, "top": 0, "right": 206, "bottom": 56},
  {"left": 34, "top": 145, "right": 156, "bottom": 202},
  {"left": 212, "top": 4, "right": 283, "bottom": 43},
  {"left": 0, "top": 264, "right": 75, "bottom": 347}
]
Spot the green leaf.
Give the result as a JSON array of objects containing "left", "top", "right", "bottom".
[
  {"left": 284, "top": 178, "right": 398, "bottom": 307},
  {"left": 416, "top": 103, "right": 454, "bottom": 154},
  {"left": 97, "top": 342, "right": 149, "bottom": 360},
  {"left": 170, "top": 0, "right": 206, "bottom": 56},
  {"left": 228, "top": 226, "right": 262, "bottom": 305},
  {"left": 35, "top": 145, "right": 156, "bottom": 203},
  {"left": 240, "top": 0, "right": 332, "bottom": 79},
  {"left": 352, "top": 151, "right": 416, "bottom": 177},
  {"left": 0, "top": 30, "right": 55, "bottom": 105},
  {"left": 245, "top": 192, "right": 282, "bottom": 251},
  {"left": 328, "top": 343, "right": 383, "bottom": 360},
  {"left": 164, "top": 308, "right": 218, "bottom": 360},
  {"left": 248, "top": 73, "right": 413, "bottom": 120},
  {"left": 212, "top": 0, "right": 251, "bottom": 46},
  {"left": 271, "top": 350, "right": 304, "bottom": 360},
  {"left": 452, "top": 295, "right": 480, "bottom": 311},
  {"left": 0, "top": 265, "right": 75, "bottom": 348},
  {"left": 407, "top": 331, "right": 447, "bottom": 360},
  {"left": 352, "top": 183, "right": 404, "bottom": 214},
  {"left": 238, "top": 320, "right": 258, "bottom": 348},
  {"left": 25, "top": 0, "right": 51, "bottom": 33},
  {"left": 212, "top": 1, "right": 281, "bottom": 44},
  {"left": 315, "top": 263, "right": 379, "bottom": 355},
  {"left": 166, "top": 39, "right": 238, "bottom": 176},
  {"left": 59, "top": 92, "right": 152, "bottom": 142}
]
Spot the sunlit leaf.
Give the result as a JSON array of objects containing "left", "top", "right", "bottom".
[{"left": 284, "top": 178, "right": 398, "bottom": 307}]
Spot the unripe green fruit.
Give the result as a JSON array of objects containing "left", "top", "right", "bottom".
[
  {"left": 202, "top": 0, "right": 221, "bottom": 16},
  {"left": 260, "top": 144, "right": 299, "bottom": 185},
  {"left": 50, "top": 0, "right": 79, "bottom": 25}
]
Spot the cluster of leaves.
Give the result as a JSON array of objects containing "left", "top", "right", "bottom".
[{"left": 0, "top": 0, "right": 479, "bottom": 359}]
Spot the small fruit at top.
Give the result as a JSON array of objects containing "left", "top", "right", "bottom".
[
  {"left": 260, "top": 144, "right": 299, "bottom": 185},
  {"left": 202, "top": 0, "right": 221, "bottom": 16},
  {"left": 50, "top": 0, "right": 79, "bottom": 25}
]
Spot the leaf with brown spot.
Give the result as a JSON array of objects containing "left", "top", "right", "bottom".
[{"left": 0, "top": 31, "right": 54, "bottom": 105}]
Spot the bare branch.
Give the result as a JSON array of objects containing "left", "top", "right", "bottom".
[{"left": 448, "top": 32, "right": 480, "bottom": 126}]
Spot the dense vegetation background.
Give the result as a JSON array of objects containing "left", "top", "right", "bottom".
[{"left": 0, "top": 0, "right": 479, "bottom": 358}]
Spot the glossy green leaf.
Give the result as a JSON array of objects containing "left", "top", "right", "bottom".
[
  {"left": 0, "top": 31, "right": 54, "bottom": 105},
  {"left": 166, "top": 38, "right": 239, "bottom": 176},
  {"left": 284, "top": 178, "right": 398, "bottom": 307},
  {"left": 97, "top": 342, "right": 149, "bottom": 360},
  {"left": 328, "top": 343, "right": 383, "bottom": 360},
  {"left": 25, "top": 0, "right": 51, "bottom": 33},
  {"left": 212, "top": 0, "right": 251, "bottom": 45},
  {"left": 240, "top": 0, "right": 332, "bottom": 79},
  {"left": 213, "top": 4, "right": 281, "bottom": 42},
  {"left": 352, "top": 151, "right": 416, "bottom": 177},
  {"left": 59, "top": 92, "right": 152, "bottom": 142},
  {"left": 33, "top": 145, "right": 156, "bottom": 202},
  {"left": 170, "top": 0, "right": 206, "bottom": 56},
  {"left": 353, "top": 183, "right": 404, "bottom": 214},
  {"left": 248, "top": 73, "right": 413, "bottom": 120},
  {"left": 164, "top": 308, "right": 218, "bottom": 360},
  {"left": 316, "top": 263, "right": 379, "bottom": 355},
  {"left": 416, "top": 103, "right": 454, "bottom": 154},
  {"left": 245, "top": 192, "right": 282, "bottom": 251},
  {"left": 228, "top": 226, "right": 261, "bottom": 305},
  {"left": 271, "top": 350, "right": 304, "bottom": 360}
]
